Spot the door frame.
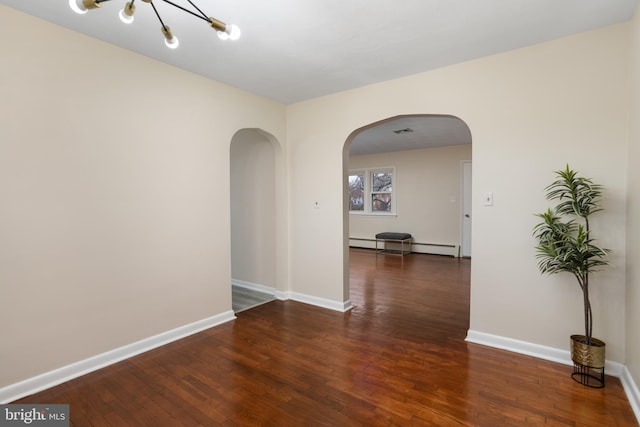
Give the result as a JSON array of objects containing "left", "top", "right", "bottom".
[{"left": 460, "top": 160, "right": 472, "bottom": 258}]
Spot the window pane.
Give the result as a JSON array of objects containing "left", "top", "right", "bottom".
[
  {"left": 372, "top": 193, "right": 392, "bottom": 212},
  {"left": 372, "top": 171, "right": 392, "bottom": 192},
  {"left": 349, "top": 174, "right": 364, "bottom": 211}
]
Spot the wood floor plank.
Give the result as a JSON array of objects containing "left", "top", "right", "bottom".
[{"left": 14, "top": 249, "right": 638, "bottom": 426}]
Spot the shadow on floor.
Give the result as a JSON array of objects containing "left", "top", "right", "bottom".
[{"left": 232, "top": 285, "right": 276, "bottom": 313}]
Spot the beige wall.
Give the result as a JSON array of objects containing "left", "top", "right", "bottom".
[
  {"left": 288, "top": 23, "right": 629, "bottom": 361},
  {"left": 0, "top": 6, "right": 286, "bottom": 387},
  {"left": 2, "top": 0, "right": 637, "bottom": 396},
  {"left": 230, "top": 130, "right": 277, "bottom": 288},
  {"left": 626, "top": 6, "right": 640, "bottom": 387},
  {"left": 348, "top": 144, "right": 472, "bottom": 254}
]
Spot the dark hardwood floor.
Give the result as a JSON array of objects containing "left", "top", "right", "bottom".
[{"left": 16, "top": 249, "right": 638, "bottom": 426}]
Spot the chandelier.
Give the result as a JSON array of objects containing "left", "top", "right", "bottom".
[{"left": 68, "top": 0, "right": 241, "bottom": 49}]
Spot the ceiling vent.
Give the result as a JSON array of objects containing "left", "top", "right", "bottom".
[{"left": 393, "top": 128, "right": 414, "bottom": 135}]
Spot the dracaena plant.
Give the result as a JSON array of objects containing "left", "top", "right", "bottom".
[{"left": 533, "top": 165, "right": 610, "bottom": 345}]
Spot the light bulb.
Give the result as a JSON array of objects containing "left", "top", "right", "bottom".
[
  {"left": 119, "top": 2, "right": 135, "bottom": 24},
  {"left": 69, "top": 0, "right": 88, "bottom": 14},
  {"left": 217, "top": 24, "right": 241, "bottom": 41},
  {"left": 228, "top": 24, "right": 241, "bottom": 41},
  {"left": 119, "top": 9, "right": 134, "bottom": 24},
  {"left": 164, "top": 36, "right": 179, "bottom": 49},
  {"left": 161, "top": 26, "right": 179, "bottom": 49}
]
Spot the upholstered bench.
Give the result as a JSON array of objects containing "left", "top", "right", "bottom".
[{"left": 375, "top": 232, "right": 412, "bottom": 256}]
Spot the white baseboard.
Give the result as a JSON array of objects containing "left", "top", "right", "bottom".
[
  {"left": 232, "top": 279, "right": 277, "bottom": 296},
  {"left": 0, "top": 311, "right": 236, "bottom": 404},
  {"left": 231, "top": 279, "right": 289, "bottom": 301},
  {"left": 232, "top": 279, "right": 353, "bottom": 312},
  {"left": 465, "top": 330, "right": 624, "bottom": 377},
  {"left": 349, "top": 239, "right": 458, "bottom": 257},
  {"left": 621, "top": 366, "right": 640, "bottom": 423},
  {"left": 231, "top": 279, "right": 288, "bottom": 301},
  {"left": 288, "top": 292, "right": 353, "bottom": 312},
  {"left": 274, "top": 290, "right": 289, "bottom": 301}
]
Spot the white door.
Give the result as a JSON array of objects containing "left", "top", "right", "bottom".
[{"left": 461, "top": 161, "right": 472, "bottom": 257}]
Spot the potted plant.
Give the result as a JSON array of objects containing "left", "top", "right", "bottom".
[{"left": 533, "top": 165, "right": 610, "bottom": 387}]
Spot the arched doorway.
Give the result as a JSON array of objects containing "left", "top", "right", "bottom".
[
  {"left": 230, "top": 128, "right": 286, "bottom": 312},
  {"left": 343, "top": 114, "right": 472, "bottom": 301}
]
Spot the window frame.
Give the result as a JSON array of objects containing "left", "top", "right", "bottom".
[{"left": 348, "top": 166, "right": 396, "bottom": 216}]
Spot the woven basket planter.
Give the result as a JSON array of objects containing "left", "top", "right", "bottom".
[
  {"left": 570, "top": 335, "right": 606, "bottom": 367},
  {"left": 570, "top": 335, "right": 606, "bottom": 388}
]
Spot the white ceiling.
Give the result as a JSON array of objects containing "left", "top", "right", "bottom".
[
  {"left": 1, "top": 0, "right": 637, "bottom": 105},
  {"left": 2, "top": 0, "right": 637, "bottom": 153},
  {"left": 349, "top": 116, "right": 472, "bottom": 156}
]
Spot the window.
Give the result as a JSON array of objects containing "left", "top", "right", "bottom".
[
  {"left": 349, "top": 167, "right": 395, "bottom": 215},
  {"left": 348, "top": 172, "right": 365, "bottom": 211}
]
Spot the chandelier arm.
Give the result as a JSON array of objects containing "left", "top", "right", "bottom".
[
  {"left": 70, "top": 0, "right": 238, "bottom": 44},
  {"left": 149, "top": 1, "right": 168, "bottom": 29},
  {"left": 158, "top": 0, "right": 211, "bottom": 23},
  {"left": 185, "top": 0, "right": 210, "bottom": 22}
]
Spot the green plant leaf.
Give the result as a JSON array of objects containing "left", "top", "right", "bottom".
[{"left": 533, "top": 165, "right": 610, "bottom": 342}]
